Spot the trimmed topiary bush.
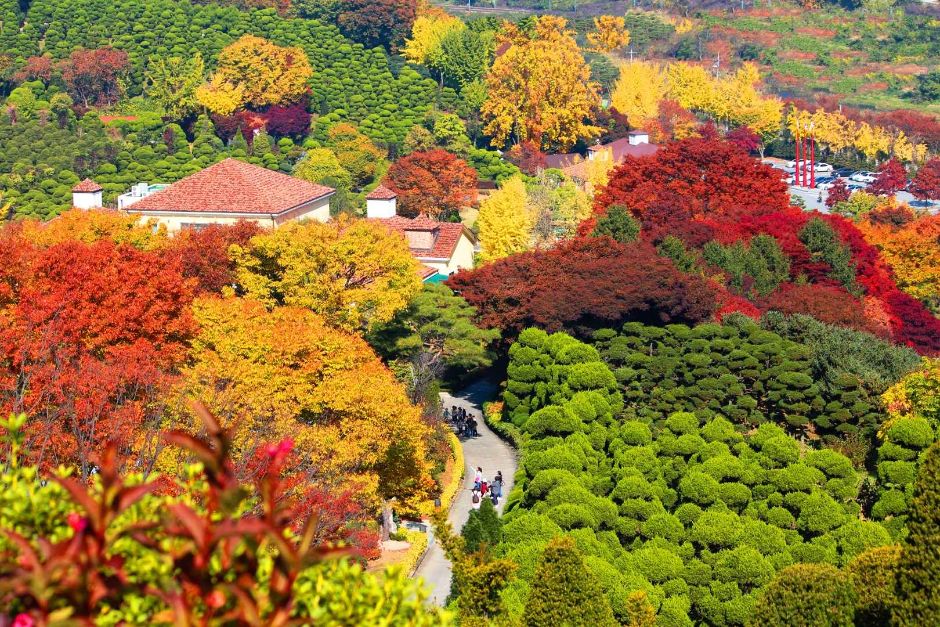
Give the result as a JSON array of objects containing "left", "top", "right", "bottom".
[{"left": 752, "top": 563, "right": 856, "bottom": 627}]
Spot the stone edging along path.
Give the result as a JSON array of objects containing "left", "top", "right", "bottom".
[{"left": 413, "top": 378, "right": 519, "bottom": 607}]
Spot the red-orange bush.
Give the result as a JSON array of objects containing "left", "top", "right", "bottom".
[{"left": 448, "top": 237, "right": 717, "bottom": 339}]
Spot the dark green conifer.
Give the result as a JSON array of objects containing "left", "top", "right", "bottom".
[
  {"left": 893, "top": 441, "right": 940, "bottom": 625},
  {"left": 523, "top": 536, "right": 617, "bottom": 627}
]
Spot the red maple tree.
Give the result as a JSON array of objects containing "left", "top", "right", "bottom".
[
  {"left": 58, "top": 48, "right": 129, "bottom": 107},
  {"left": 910, "top": 158, "right": 940, "bottom": 203},
  {"left": 337, "top": 0, "right": 417, "bottom": 50},
  {"left": 265, "top": 100, "right": 311, "bottom": 138},
  {"left": 385, "top": 149, "right": 478, "bottom": 220},
  {"left": 868, "top": 158, "right": 908, "bottom": 196},
  {"left": 14, "top": 55, "right": 54, "bottom": 83},
  {"left": 164, "top": 221, "right": 261, "bottom": 294},
  {"left": 825, "top": 178, "right": 850, "bottom": 209},
  {"left": 447, "top": 237, "right": 717, "bottom": 339},
  {"left": 0, "top": 238, "right": 196, "bottom": 476},
  {"left": 589, "top": 136, "right": 789, "bottom": 232},
  {"left": 505, "top": 141, "right": 547, "bottom": 176}
]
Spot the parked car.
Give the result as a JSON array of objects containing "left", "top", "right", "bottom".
[
  {"left": 814, "top": 162, "right": 833, "bottom": 174},
  {"left": 815, "top": 177, "right": 837, "bottom": 189},
  {"left": 833, "top": 167, "right": 855, "bottom": 178},
  {"left": 850, "top": 171, "right": 877, "bottom": 183}
]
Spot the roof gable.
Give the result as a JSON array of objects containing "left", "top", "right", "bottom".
[{"left": 375, "top": 216, "right": 474, "bottom": 260}]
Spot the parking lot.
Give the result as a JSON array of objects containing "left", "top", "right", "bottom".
[{"left": 760, "top": 157, "right": 936, "bottom": 214}]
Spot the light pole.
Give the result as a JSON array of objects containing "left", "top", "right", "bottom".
[
  {"left": 808, "top": 122, "right": 816, "bottom": 189},
  {"left": 794, "top": 130, "right": 802, "bottom": 187}
]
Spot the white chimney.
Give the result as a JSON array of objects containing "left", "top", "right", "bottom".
[
  {"left": 628, "top": 131, "right": 649, "bottom": 146},
  {"left": 72, "top": 179, "right": 103, "bottom": 210},
  {"left": 366, "top": 185, "right": 398, "bottom": 219}
]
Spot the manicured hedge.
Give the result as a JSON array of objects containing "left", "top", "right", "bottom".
[{"left": 485, "top": 327, "right": 898, "bottom": 625}]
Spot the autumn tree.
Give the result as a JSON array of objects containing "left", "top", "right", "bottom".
[
  {"left": 505, "top": 141, "right": 547, "bottom": 176},
  {"left": 385, "top": 149, "right": 477, "bottom": 220},
  {"left": 17, "top": 208, "right": 166, "bottom": 250},
  {"left": 163, "top": 221, "right": 262, "bottom": 294},
  {"left": 403, "top": 7, "right": 463, "bottom": 82},
  {"left": 177, "top": 297, "right": 433, "bottom": 511},
  {"left": 587, "top": 16, "right": 630, "bottom": 53},
  {"left": 145, "top": 54, "right": 205, "bottom": 120},
  {"left": 859, "top": 214, "right": 940, "bottom": 313},
  {"left": 869, "top": 158, "right": 908, "bottom": 196},
  {"left": 477, "top": 176, "right": 532, "bottom": 262},
  {"left": 337, "top": 0, "right": 417, "bottom": 50},
  {"left": 0, "top": 238, "right": 195, "bottom": 477},
  {"left": 367, "top": 283, "right": 499, "bottom": 384},
  {"left": 324, "top": 123, "right": 387, "bottom": 189},
  {"left": 232, "top": 216, "right": 421, "bottom": 332},
  {"left": 482, "top": 17, "right": 600, "bottom": 151},
  {"left": 13, "top": 55, "right": 53, "bottom": 83},
  {"left": 826, "top": 178, "right": 851, "bottom": 210},
  {"left": 911, "top": 158, "right": 940, "bottom": 203},
  {"left": 293, "top": 148, "right": 352, "bottom": 191},
  {"left": 197, "top": 35, "right": 312, "bottom": 115},
  {"left": 592, "top": 135, "right": 790, "bottom": 229},
  {"left": 447, "top": 237, "right": 717, "bottom": 339},
  {"left": 610, "top": 61, "right": 668, "bottom": 128},
  {"left": 59, "top": 48, "right": 129, "bottom": 107}
]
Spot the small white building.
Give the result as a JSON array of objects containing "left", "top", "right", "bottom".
[
  {"left": 366, "top": 185, "right": 476, "bottom": 281},
  {"left": 71, "top": 179, "right": 103, "bottom": 209},
  {"left": 122, "top": 159, "right": 334, "bottom": 233}
]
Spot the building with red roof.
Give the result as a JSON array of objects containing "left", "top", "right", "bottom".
[
  {"left": 71, "top": 179, "right": 104, "bottom": 210},
  {"left": 122, "top": 159, "right": 334, "bottom": 232},
  {"left": 561, "top": 131, "right": 659, "bottom": 191},
  {"left": 366, "top": 186, "right": 476, "bottom": 280}
]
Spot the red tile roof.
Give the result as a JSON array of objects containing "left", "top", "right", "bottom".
[
  {"left": 126, "top": 159, "right": 333, "bottom": 215},
  {"left": 418, "top": 265, "right": 439, "bottom": 280},
  {"left": 589, "top": 137, "right": 659, "bottom": 161},
  {"left": 366, "top": 184, "right": 397, "bottom": 200},
  {"left": 376, "top": 216, "right": 474, "bottom": 261},
  {"left": 72, "top": 178, "right": 103, "bottom": 193}
]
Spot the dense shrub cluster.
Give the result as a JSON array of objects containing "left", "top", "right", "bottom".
[
  {"left": 870, "top": 416, "right": 937, "bottom": 538},
  {"left": 0, "top": 109, "right": 297, "bottom": 219},
  {"left": 3, "top": 0, "right": 442, "bottom": 146},
  {"left": 490, "top": 328, "right": 895, "bottom": 625},
  {"left": 588, "top": 320, "right": 890, "bottom": 443},
  {"left": 448, "top": 237, "right": 718, "bottom": 341}
]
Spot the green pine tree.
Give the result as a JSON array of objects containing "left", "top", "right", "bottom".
[
  {"left": 523, "top": 536, "right": 617, "bottom": 627},
  {"left": 592, "top": 204, "right": 640, "bottom": 243},
  {"left": 462, "top": 497, "right": 503, "bottom": 553},
  {"left": 893, "top": 441, "right": 940, "bottom": 625}
]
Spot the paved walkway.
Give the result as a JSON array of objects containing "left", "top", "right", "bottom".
[{"left": 413, "top": 378, "right": 518, "bottom": 606}]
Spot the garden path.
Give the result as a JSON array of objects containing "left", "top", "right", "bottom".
[{"left": 413, "top": 378, "right": 518, "bottom": 607}]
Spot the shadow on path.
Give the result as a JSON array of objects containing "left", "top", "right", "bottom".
[{"left": 413, "top": 378, "right": 518, "bottom": 607}]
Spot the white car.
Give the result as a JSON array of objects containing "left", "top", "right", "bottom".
[
  {"left": 814, "top": 162, "right": 833, "bottom": 174},
  {"left": 816, "top": 178, "right": 841, "bottom": 190},
  {"left": 850, "top": 171, "right": 877, "bottom": 184}
]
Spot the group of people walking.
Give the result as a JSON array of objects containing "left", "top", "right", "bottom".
[
  {"left": 471, "top": 466, "right": 503, "bottom": 508},
  {"left": 445, "top": 405, "right": 478, "bottom": 437}
]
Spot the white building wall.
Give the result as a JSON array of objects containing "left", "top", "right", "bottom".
[
  {"left": 128, "top": 195, "right": 331, "bottom": 234},
  {"left": 73, "top": 191, "right": 102, "bottom": 210}
]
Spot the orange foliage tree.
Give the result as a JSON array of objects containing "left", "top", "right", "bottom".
[
  {"left": 385, "top": 149, "right": 478, "bottom": 220},
  {"left": 0, "top": 237, "right": 196, "bottom": 477},
  {"left": 16, "top": 208, "right": 166, "bottom": 250},
  {"left": 858, "top": 212, "right": 940, "bottom": 314},
  {"left": 176, "top": 297, "right": 434, "bottom": 510}
]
